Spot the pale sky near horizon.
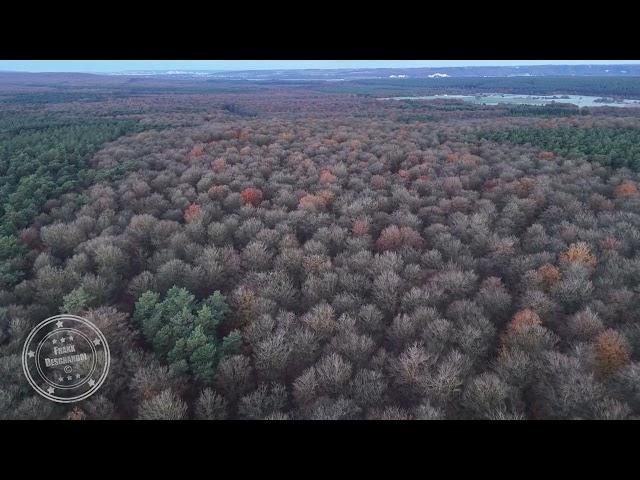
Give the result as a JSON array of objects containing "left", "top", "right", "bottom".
[{"left": 0, "top": 60, "right": 639, "bottom": 73}]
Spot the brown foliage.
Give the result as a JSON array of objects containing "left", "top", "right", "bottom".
[
  {"left": 183, "top": 203, "right": 202, "bottom": 223},
  {"left": 241, "top": 187, "right": 264, "bottom": 207},
  {"left": 614, "top": 180, "right": 639, "bottom": 199},
  {"left": 376, "top": 226, "right": 424, "bottom": 252},
  {"left": 352, "top": 219, "right": 370, "bottom": 236},
  {"left": 560, "top": 242, "right": 597, "bottom": 268},
  {"left": 298, "top": 193, "right": 327, "bottom": 211},
  {"left": 319, "top": 168, "right": 337, "bottom": 184},
  {"left": 19, "top": 227, "right": 40, "bottom": 247},
  {"left": 318, "top": 190, "right": 336, "bottom": 206},
  {"left": 188, "top": 144, "right": 204, "bottom": 159},
  {"left": 594, "top": 329, "right": 630, "bottom": 376},
  {"left": 208, "top": 185, "right": 228, "bottom": 201},
  {"left": 538, "top": 263, "right": 561, "bottom": 290},
  {"left": 65, "top": 406, "right": 87, "bottom": 421},
  {"left": 376, "top": 226, "right": 403, "bottom": 252},
  {"left": 507, "top": 309, "right": 542, "bottom": 334},
  {"left": 230, "top": 286, "right": 258, "bottom": 328},
  {"left": 482, "top": 178, "right": 501, "bottom": 192},
  {"left": 516, "top": 177, "right": 536, "bottom": 197},
  {"left": 370, "top": 175, "right": 387, "bottom": 190},
  {"left": 211, "top": 158, "right": 226, "bottom": 173},
  {"left": 443, "top": 176, "right": 463, "bottom": 195}
]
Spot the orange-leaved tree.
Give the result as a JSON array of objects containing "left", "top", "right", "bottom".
[
  {"left": 319, "top": 168, "right": 337, "bottom": 184},
  {"left": 240, "top": 187, "right": 264, "bottom": 207},
  {"left": 614, "top": 180, "right": 639, "bottom": 199},
  {"left": 594, "top": 329, "right": 630, "bottom": 376},
  {"left": 184, "top": 203, "right": 202, "bottom": 223},
  {"left": 376, "top": 226, "right": 424, "bottom": 252},
  {"left": 538, "top": 263, "right": 561, "bottom": 291},
  {"left": 560, "top": 242, "right": 597, "bottom": 268},
  {"left": 506, "top": 309, "right": 542, "bottom": 335}
]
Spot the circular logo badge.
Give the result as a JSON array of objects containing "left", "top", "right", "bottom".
[{"left": 22, "top": 314, "right": 110, "bottom": 403}]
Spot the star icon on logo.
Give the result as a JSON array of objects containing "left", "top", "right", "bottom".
[
  {"left": 52, "top": 339, "right": 57, "bottom": 344},
  {"left": 93, "top": 338, "right": 101, "bottom": 346},
  {"left": 58, "top": 377, "right": 64, "bottom": 382},
  {"left": 88, "top": 379, "right": 95, "bottom": 387},
  {"left": 27, "top": 350, "right": 35, "bottom": 358},
  {"left": 55, "top": 320, "right": 63, "bottom": 328},
  {"left": 47, "top": 387, "right": 55, "bottom": 394},
  {"left": 60, "top": 337, "right": 66, "bottom": 344}
]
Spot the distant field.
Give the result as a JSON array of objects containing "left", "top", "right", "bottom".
[{"left": 3, "top": 74, "right": 640, "bottom": 104}]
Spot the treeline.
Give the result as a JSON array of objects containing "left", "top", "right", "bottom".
[
  {"left": 395, "top": 100, "right": 585, "bottom": 121},
  {"left": 504, "top": 104, "right": 583, "bottom": 117},
  {"left": 321, "top": 76, "right": 640, "bottom": 99}
]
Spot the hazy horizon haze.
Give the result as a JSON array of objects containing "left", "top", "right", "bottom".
[{"left": 1, "top": 60, "right": 640, "bottom": 73}]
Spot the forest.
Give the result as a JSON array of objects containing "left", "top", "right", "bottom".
[{"left": 2, "top": 74, "right": 640, "bottom": 420}]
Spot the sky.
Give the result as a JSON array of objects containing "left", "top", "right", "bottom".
[{"left": 1, "top": 60, "right": 640, "bottom": 73}]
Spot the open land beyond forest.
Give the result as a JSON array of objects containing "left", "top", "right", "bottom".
[{"left": 3, "top": 74, "right": 640, "bottom": 419}]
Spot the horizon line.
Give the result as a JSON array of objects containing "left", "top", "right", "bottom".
[{"left": 1, "top": 62, "right": 640, "bottom": 75}]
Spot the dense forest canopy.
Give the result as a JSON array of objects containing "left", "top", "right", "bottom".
[{"left": 2, "top": 74, "right": 640, "bottom": 420}]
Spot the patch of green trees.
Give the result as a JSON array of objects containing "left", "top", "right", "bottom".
[
  {"left": 480, "top": 126, "right": 640, "bottom": 170},
  {"left": 133, "top": 287, "right": 242, "bottom": 383},
  {"left": 0, "top": 114, "right": 142, "bottom": 287}
]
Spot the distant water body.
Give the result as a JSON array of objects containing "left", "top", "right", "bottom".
[{"left": 379, "top": 93, "right": 640, "bottom": 108}]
